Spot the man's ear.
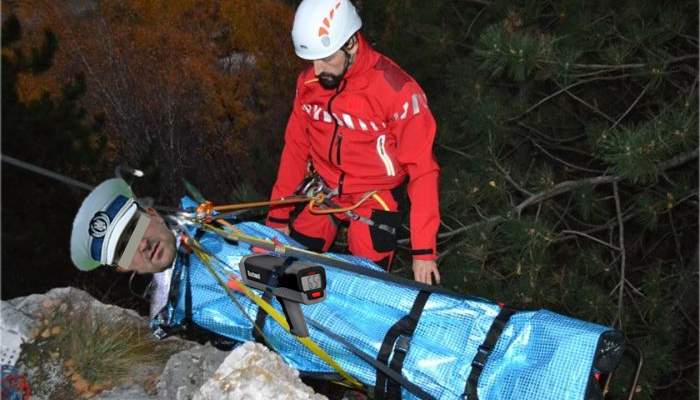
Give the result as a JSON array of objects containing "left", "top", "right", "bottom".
[
  {"left": 145, "top": 207, "right": 165, "bottom": 224},
  {"left": 345, "top": 34, "right": 359, "bottom": 55}
]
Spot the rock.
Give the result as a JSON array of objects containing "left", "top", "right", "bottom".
[
  {"left": 156, "top": 344, "right": 228, "bottom": 400},
  {"left": 194, "top": 342, "right": 327, "bottom": 400},
  {"left": 93, "top": 384, "right": 154, "bottom": 400},
  {"left": 3, "top": 288, "right": 329, "bottom": 400},
  {"left": 3, "top": 287, "right": 146, "bottom": 331},
  {"left": 3, "top": 288, "right": 192, "bottom": 399}
]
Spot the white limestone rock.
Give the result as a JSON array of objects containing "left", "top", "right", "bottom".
[{"left": 194, "top": 341, "right": 327, "bottom": 400}]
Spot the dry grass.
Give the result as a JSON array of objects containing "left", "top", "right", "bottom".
[{"left": 19, "top": 298, "right": 178, "bottom": 398}]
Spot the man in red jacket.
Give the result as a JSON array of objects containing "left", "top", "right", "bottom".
[{"left": 267, "top": 0, "right": 440, "bottom": 284}]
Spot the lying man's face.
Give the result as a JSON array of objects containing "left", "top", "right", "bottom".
[{"left": 113, "top": 208, "right": 177, "bottom": 274}]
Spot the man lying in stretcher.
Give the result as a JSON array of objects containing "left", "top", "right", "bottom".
[{"left": 70, "top": 178, "right": 626, "bottom": 400}]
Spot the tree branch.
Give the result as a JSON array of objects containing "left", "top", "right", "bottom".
[
  {"left": 398, "top": 216, "right": 502, "bottom": 245},
  {"left": 557, "top": 82, "right": 616, "bottom": 123},
  {"left": 508, "top": 74, "right": 634, "bottom": 122},
  {"left": 566, "top": 54, "right": 699, "bottom": 70},
  {"left": 613, "top": 181, "right": 626, "bottom": 330},
  {"left": 514, "top": 149, "right": 699, "bottom": 215},
  {"left": 518, "top": 124, "right": 606, "bottom": 173},
  {"left": 437, "top": 142, "right": 476, "bottom": 159},
  {"left": 456, "top": 0, "right": 492, "bottom": 6},
  {"left": 559, "top": 229, "right": 621, "bottom": 251},
  {"left": 611, "top": 82, "right": 651, "bottom": 129}
]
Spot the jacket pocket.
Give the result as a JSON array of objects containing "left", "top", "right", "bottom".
[{"left": 369, "top": 209, "right": 402, "bottom": 253}]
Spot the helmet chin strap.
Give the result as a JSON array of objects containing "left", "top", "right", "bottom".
[
  {"left": 317, "top": 36, "right": 356, "bottom": 89},
  {"left": 338, "top": 51, "right": 351, "bottom": 82},
  {"left": 338, "top": 35, "right": 356, "bottom": 81}
]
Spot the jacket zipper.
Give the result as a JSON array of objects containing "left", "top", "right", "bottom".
[
  {"left": 336, "top": 136, "right": 342, "bottom": 164},
  {"left": 326, "top": 80, "right": 346, "bottom": 166}
]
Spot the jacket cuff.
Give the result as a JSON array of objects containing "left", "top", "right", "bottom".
[{"left": 410, "top": 248, "right": 437, "bottom": 261}]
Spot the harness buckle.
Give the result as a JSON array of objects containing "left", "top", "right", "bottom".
[
  {"left": 297, "top": 173, "right": 337, "bottom": 200},
  {"left": 394, "top": 334, "right": 411, "bottom": 354},
  {"left": 471, "top": 345, "right": 491, "bottom": 370}
]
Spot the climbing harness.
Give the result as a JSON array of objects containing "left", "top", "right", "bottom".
[{"left": 191, "top": 173, "right": 395, "bottom": 236}]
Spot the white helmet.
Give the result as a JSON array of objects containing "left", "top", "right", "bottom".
[{"left": 291, "top": 0, "right": 362, "bottom": 60}]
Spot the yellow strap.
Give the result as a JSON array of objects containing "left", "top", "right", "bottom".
[
  {"left": 186, "top": 236, "right": 363, "bottom": 389},
  {"left": 371, "top": 193, "right": 390, "bottom": 211}
]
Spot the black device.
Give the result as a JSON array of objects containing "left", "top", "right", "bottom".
[{"left": 239, "top": 254, "right": 326, "bottom": 337}]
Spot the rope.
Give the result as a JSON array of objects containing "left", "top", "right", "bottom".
[
  {"left": 184, "top": 233, "right": 363, "bottom": 389},
  {"left": 1, "top": 154, "right": 93, "bottom": 191},
  {"left": 200, "top": 220, "right": 463, "bottom": 298},
  {"left": 211, "top": 196, "right": 311, "bottom": 212},
  {"left": 308, "top": 190, "right": 379, "bottom": 214},
  {"left": 371, "top": 193, "right": 390, "bottom": 211},
  {"left": 199, "top": 189, "right": 388, "bottom": 222}
]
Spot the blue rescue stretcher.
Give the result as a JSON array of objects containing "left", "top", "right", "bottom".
[{"left": 151, "top": 200, "right": 629, "bottom": 400}]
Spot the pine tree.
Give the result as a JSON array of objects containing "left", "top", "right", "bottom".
[{"left": 362, "top": 1, "right": 698, "bottom": 398}]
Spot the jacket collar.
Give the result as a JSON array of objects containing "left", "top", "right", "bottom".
[{"left": 343, "top": 33, "right": 377, "bottom": 84}]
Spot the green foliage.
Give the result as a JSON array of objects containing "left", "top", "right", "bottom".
[
  {"left": 372, "top": 1, "right": 698, "bottom": 398},
  {"left": 596, "top": 103, "right": 698, "bottom": 183},
  {"left": 475, "top": 25, "right": 554, "bottom": 82}
]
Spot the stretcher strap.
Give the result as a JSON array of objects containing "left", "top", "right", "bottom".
[
  {"left": 463, "top": 306, "right": 516, "bottom": 400},
  {"left": 375, "top": 290, "right": 431, "bottom": 400},
  {"left": 306, "top": 318, "right": 435, "bottom": 400}
]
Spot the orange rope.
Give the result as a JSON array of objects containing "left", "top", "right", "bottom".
[
  {"left": 308, "top": 191, "right": 388, "bottom": 214},
  {"left": 197, "top": 190, "right": 390, "bottom": 222},
  {"left": 211, "top": 196, "right": 310, "bottom": 212}
]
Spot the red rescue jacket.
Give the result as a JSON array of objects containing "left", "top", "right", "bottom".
[{"left": 267, "top": 34, "right": 440, "bottom": 260}]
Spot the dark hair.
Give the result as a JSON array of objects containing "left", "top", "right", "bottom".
[{"left": 341, "top": 33, "right": 358, "bottom": 52}]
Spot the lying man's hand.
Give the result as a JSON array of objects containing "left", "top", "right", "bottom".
[{"left": 412, "top": 259, "right": 440, "bottom": 285}]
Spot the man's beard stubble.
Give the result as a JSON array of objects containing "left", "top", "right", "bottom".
[{"left": 318, "top": 72, "right": 343, "bottom": 90}]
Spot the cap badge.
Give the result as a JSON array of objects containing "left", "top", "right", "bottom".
[{"left": 88, "top": 211, "right": 111, "bottom": 238}]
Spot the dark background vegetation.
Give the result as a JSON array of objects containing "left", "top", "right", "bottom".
[{"left": 2, "top": 1, "right": 698, "bottom": 399}]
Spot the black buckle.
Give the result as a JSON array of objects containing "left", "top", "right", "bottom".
[
  {"left": 394, "top": 335, "right": 411, "bottom": 354},
  {"left": 471, "top": 345, "right": 491, "bottom": 370}
]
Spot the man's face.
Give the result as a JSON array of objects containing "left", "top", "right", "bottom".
[
  {"left": 117, "top": 209, "right": 176, "bottom": 274},
  {"left": 312, "top": 36, "right": 358, "bottom": 90}
]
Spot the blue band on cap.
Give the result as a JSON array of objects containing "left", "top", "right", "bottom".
[
  {"left": 90, "top": 237, "right": 104, "bottom": 260},
  {"left": 89, "top": 195, "right": 129, "bottom": 261},
  {"left": 105, "top": 195, "right": 129, "bottom": 219}
]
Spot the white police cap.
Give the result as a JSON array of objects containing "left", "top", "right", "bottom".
[{"left": 70, "top": 178, "right": 138, "bottom": 270}]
